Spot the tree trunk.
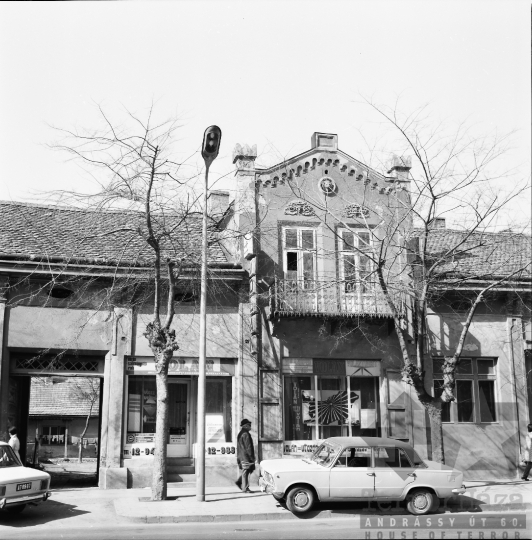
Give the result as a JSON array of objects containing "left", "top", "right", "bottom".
[
  {"left": 426, "top": 400, "right": 444, "bottom": 464},
  {"left": 152, "top": 367, "right": 169, "bottom": 500}
]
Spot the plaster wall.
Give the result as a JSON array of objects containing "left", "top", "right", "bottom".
[
  {"left": 7, "top": 306, "right": 112, "bottom": 351},
  {"left": 426, "top": 311, "right": 526, "bottom": 479},
  {"left": 134, "top": 308, "right": 240, "bottom": 358}
]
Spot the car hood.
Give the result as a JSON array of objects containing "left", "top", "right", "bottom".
[
  {"left": 0, "top": 467, "right": 50, "bottom": 483},
  {"left": 260, "top": 458, "right": 325, "bottom": 474}
]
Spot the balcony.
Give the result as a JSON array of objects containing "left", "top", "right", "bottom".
[{"left": 269, "top": 278, "right": 396, "bottom": 319}]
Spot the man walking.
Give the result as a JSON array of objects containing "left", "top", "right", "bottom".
[{"left": 236, "top": 419, "right": 255, "bottom": 493}]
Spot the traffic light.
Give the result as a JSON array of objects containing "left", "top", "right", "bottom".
[{"left": 201, "top": 125, "right": 222, "bottom": 164}]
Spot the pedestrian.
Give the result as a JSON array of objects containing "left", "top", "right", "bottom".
[
  {"left": 522, "top": 424, "right": 532, "bottom": 481},
  {"left": 8, "top": 426, "right": 21, "bottom": 463},
  {"left": 235, "top": 418, "right": 255, "bottom": 493}
]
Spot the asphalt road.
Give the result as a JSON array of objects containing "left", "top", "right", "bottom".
[
  {"left": 1, "top": 515, "right": 530, "bottom": 540},
  {"left": 0, "top": 500, "right": 530, "bottom": 540}
]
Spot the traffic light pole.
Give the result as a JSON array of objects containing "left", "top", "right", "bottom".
[
  {"left": 196, "top": 161, "right": 209, "bottom": 502},
  {"left": 197, "top": 125, "right": 221, "bottom": 503}
]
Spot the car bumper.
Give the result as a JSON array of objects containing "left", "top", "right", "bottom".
[
  {"left": 452, "top": 485, "right": 467, "bottom": 495},
  {"left": 0, "top": 491, "right": 51, "bottom": 509}
]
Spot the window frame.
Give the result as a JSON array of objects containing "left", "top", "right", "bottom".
[
  {"left": 337, "top": 227, "right": 375, "bottom": 295},
  {"left": 282, "top": 226, "right": 317, "bottom": 284},
  {"left": 432, "top": 357, "right": 498, "bottom": 425}
]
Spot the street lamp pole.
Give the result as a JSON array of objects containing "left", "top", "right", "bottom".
[{"left": 197, "top": 126, "right": 221, "bottom": 502}]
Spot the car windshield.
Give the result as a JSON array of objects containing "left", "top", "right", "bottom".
[
  {"left": 0, "top": 445, "right": 22, "bottom": 468},
  {"left": 310, "top": 442, "right": 341, "bottom": 467}
]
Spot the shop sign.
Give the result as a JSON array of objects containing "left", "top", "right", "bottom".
[
  {"left": 283, "top": 440, "right": 323, "bottom": 455},
  {"left": 346, "top": 360, "right": 380, "bottom": 377},
  {"left": 126, "top": 433, "right": 155, "bottom": 444},
  {"left": 282, "top": 358, "right": 380, "bottom": 377},
  {"left": 193, "top": 442, "right": 236, "bottom": 457},
  {"left": 282, "top": 358, "right": 313, "bottom": 374},
  {"left": 314, "top": 359, "right": 346, "bottom": 375},
  {"left": 169, "top": 434, "right": 186, "bottom": 444},
  {"left": 124, "top": 433, "right": 156, "bottom": 458},
  {"left": 126, "top": 357, "right": 230, "bottom": 376},
  {"left": 206, "top": 414, "right": 225, "bottom": 443}
]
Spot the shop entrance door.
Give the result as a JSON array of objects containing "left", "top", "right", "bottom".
[{"left": 167, "top": 381, "right": 190, "bottom": 458}]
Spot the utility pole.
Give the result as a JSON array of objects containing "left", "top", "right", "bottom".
[{"left": 197, "top": 125, "right": 222, "bottom": 502}]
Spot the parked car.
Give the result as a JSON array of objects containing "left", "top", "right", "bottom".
[
  {"left": 259, "top": 437, "right": 465, "bottom": 515},
  {"left": 0, "top": 442, "right": 51, "bottom": 514}
]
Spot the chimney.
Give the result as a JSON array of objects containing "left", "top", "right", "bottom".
[
  {"left": 208, "top": 190, "right": 230, "bottom": 219},
  {"left": 311, "top": 132, "right": 338, "bottom": 151},
  {"left": 387, "top": 155, "right": 412, "bottom": 180},
  {"left": 429, "top": 217, "right": 446, "bottom": 229}
]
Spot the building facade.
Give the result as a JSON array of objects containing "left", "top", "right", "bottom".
[{"left": 0, "top": 132, "right": 530, "bottom": 488}]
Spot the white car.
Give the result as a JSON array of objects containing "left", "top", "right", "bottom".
[
  {"left": 259, "top": 437, "right": 466, "bottom": 515},
  {"left": 0, "top": 441, "right": 51, "bottom": 514}
]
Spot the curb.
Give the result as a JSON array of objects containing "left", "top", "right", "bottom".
[{"left": 115, "top": 503, "right": 532, "bottom": 524}]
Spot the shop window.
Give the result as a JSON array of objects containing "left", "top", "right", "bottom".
[
  {"left": 283, "top": 374, "right": 379, "bottom": 441},
  {"left": 432, "top": 358, "right": 497, "bottom": 424},
  {"left": 206, "top": 377, "right": 232, "bottom": 443}
]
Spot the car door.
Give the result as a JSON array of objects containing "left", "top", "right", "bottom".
[
  {"left": 329, "top": 446, "right": 375, "bottom": 499},
  {"left": 373, "top": 446, "right": 417, "bottom": 498}
]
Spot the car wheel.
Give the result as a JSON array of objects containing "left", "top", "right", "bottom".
[
  {"left": 406, "top": 489, "right": 435, "bottom": 515},
  {"left": 6, "top": 504, "right": 26, "bottom": 514},
  {"left": 286, "top": 486, "right": 315, "bottom": 514}
]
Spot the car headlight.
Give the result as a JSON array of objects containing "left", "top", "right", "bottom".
[
  {"left": 0, "top": 486, "right": 5, "bottom": 496},
  {"left": 40, "top": 479, "right": 49, "bottom": 490},
  {"left": 263, "top": 471, "right": 274, "bottom": 484}
]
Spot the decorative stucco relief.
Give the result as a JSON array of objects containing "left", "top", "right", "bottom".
[
  {"left": 343, "top": 204, "right": 370, "bottom": 218},
  {"left": 284, "top": 200, "right": 315, "bottom": 217}
]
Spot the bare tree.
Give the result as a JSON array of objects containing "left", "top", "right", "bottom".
[
  {"left": 0, "top": 105, "right": 235, "bottom": 500},
  {"left": 70, "top": 378, "right": 100, "bottom": 463},
  {"left": 272, "top": 99, "right": 531, "bottom": 462}
]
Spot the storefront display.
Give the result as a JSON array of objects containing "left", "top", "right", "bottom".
[
  {"left": 282, "top": 358, "right": 380, "bottom": 454},
  {"left": 124, "top": 367, "right": 233, "bottom": 459}
]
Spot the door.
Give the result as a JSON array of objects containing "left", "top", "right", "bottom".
[
  {"left": 329, "top": 446, "right": 375, "bottom": 498},
  {"left": 283, "top": 227, "right": 317, "bottom": 312},
  {"left": 338, "top": 229, "right": 375, "bottom": 313},
  {"left": 167, "top": 381, "right": 190, "bottom": 457},
  {"left": 373, "top": 446, "right": 417, "bottom": 498}
]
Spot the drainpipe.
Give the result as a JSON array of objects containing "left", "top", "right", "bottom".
[{"left": 508, "top": 318, "right": 522, "bottom": 463}]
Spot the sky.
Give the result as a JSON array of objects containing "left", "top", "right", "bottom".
[{"left": 0, "top": 0, "right": 530, "bottom": 229}]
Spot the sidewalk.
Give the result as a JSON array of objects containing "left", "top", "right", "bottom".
[{"left": 106, "top": 481, "right": 532, "bottom": 524}]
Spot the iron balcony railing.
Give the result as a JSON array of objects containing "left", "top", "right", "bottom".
[{"left": 270, "top": 277, "right": 397, "bottom": 318}]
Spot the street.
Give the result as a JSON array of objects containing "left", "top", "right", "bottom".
[{"left": 0, "top": 491, "right": 529, "bottom": 540}]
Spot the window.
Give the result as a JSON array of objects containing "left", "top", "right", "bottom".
[
  {"left": 374, "top": 447, "right": 413, "bottom": 468},
  {"left": 41, "top": 426, "right": 66, "bottom": 445},
  {"left": 338, "top": 229, "right": 374, "bottom": 295},
  {"left": 283, "top": 373, "right": 380, "bottom": 441},
  {"left": 283, "top": 227, "right": 316, "bottom": 289},
  {"left": 334, "top": 447, "right": 371, "bottom": 467},
  {"left": 433, "top": 358, "right": 498, "bottom": 424}
]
